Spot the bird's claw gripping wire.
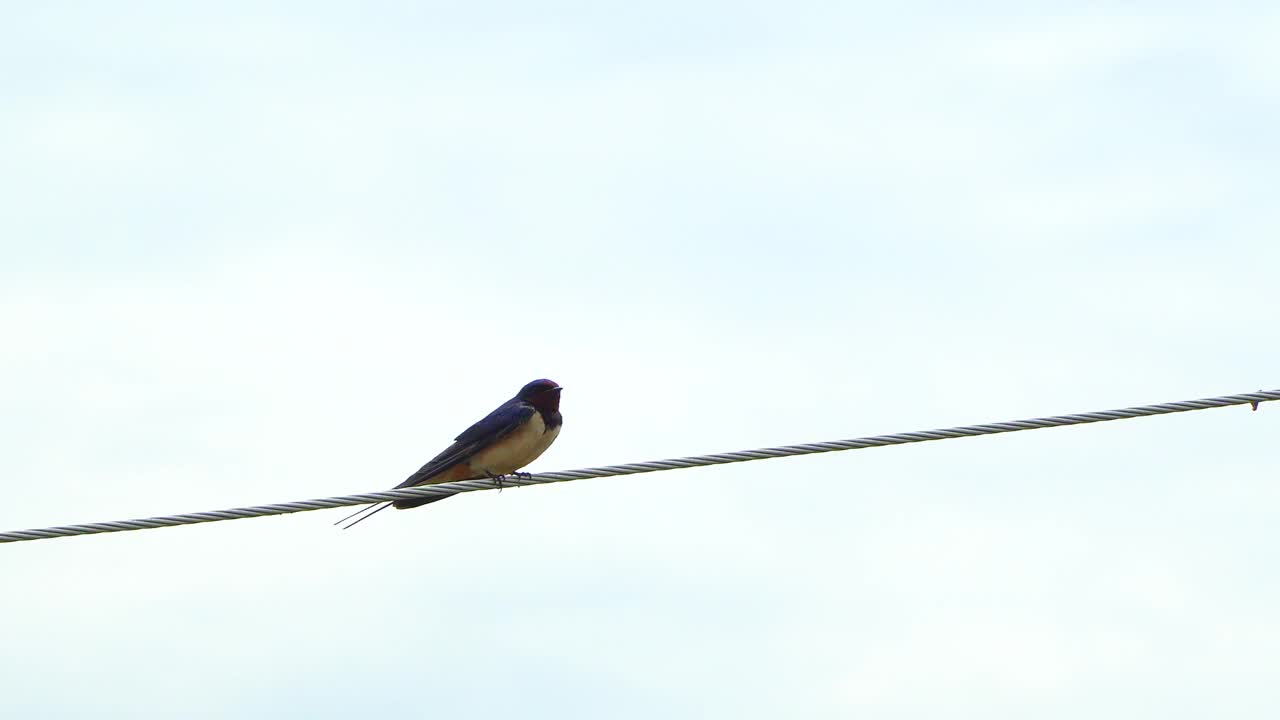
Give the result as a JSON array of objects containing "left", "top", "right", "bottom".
[{"left": 483, "top": 471, "right": 533, "bottom": 492}]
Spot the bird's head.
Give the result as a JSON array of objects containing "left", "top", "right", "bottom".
[{"left": 517, "top": 378, "right": 562, "bottom": 412}]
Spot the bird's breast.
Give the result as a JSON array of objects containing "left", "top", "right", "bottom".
[{"left": 467, "top": 412, "right": 561, "bottom": 476}]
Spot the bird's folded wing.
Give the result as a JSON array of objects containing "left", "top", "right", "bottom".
[{"left": 394, "top": 401, "right": 535, "bottom": 488}]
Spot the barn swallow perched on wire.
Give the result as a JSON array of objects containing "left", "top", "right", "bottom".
[{"left": 337, "top": 379, "right": 563, "bottom": 529}]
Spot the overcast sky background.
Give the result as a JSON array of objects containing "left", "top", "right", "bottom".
[{"left": 2, "top": 2, "right": 1278, "bottom": 718}]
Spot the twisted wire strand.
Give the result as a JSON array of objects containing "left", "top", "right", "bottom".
[{"left": 2, "top": 388, "right": 1275, "bottom": 544}]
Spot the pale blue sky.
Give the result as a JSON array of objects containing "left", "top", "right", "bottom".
[{"left": 2, "top": 2, "right": 1278, "bottom": 718}]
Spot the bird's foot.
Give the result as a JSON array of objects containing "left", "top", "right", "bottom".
[
  {"left": 511, "top": 471, "right": 533, "bottom": 483},
  {"left": 484, "top": 471, "right": 506, "bottom": 492}
]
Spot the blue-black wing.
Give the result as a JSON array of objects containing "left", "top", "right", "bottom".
[
  {"left": 394, "top": 399, "right": 535, "bottom": 490},
  {"left": 336, "top": 398, "right": 534, "bottom": 527}
]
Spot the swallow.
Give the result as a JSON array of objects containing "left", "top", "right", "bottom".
[{"left": 338, "top": 379, "right": 563, "bottom": 529}]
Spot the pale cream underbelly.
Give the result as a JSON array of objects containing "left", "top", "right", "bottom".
[{"left": 466, "top": 414, "right": 561, "bottom": 476}]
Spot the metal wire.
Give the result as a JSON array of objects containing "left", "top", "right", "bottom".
[{"left": 2, "top": 388, "right": 1275, "bottom": 544}]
